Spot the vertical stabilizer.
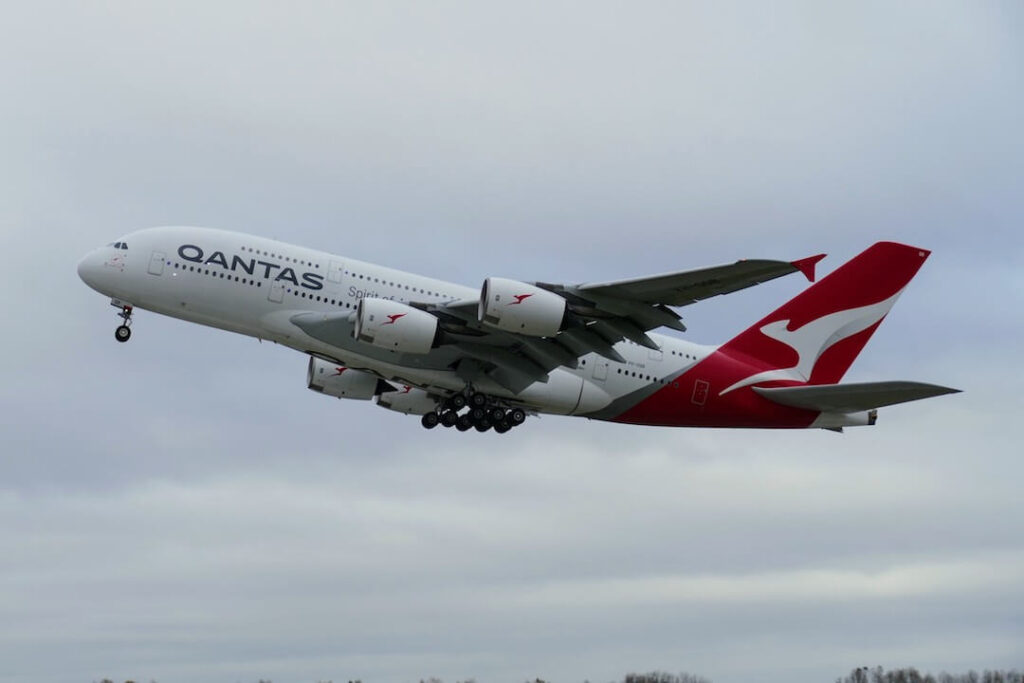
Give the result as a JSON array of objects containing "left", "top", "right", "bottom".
[{"left": 718, "top": 242, "right": 930, "bottom": 393}]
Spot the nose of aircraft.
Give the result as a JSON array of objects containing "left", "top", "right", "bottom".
[{"left": 77, "top": 248, "right": 105, "bottom": 291}]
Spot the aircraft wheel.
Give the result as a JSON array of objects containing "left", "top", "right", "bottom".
[
  {"left": 456, "top": 415, "right": 473, "bottom": 431},
  {"left": 115, "top": 325, "right": 131, "bottom": 343},
  {"left": 441, "top": 410, "right": 459, "bottom": 428},
  {"left": 469, "top": 392, "right": 488, "bottom": 408},
  {"left": 469, "top": 407, "right": 487, "bottom": 423},
  {"left": 489, "top": 407, "right": 506, "bottom": 422},
  {"left": 421, "top": 412, "right": 440, "bottom": 429},
  {"left": 474, "top": 417, "right": 492, "bottom": 432},
  {"left": 494, "top": 421, "right": 511, "bottom": 434},
  {"left": 509, "top": 408, "right": 526, "bottom": 425},
  {"left": 450, "top": 394, "right": 466, "bottom": 410}
]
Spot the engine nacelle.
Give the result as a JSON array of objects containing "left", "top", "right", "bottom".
[
  {"left": 478, "top": 278, "right": 568, "bottom": 337},
  {"left": 306, "top": 357, "right": 379, "bottom": 400},
  {"left": 376, "top": 386, "right": 438, "bottom": 415},
  {"left": 354, "top": 298, "right": 440, "bottom": 354}
]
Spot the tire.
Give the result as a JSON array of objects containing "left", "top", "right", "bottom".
[
  {"left": 494, "top": 422, "right": 510, "bottom": 434},
  {"left": 509, "top": 408, "right": 526, "bottom": 425},
  {"left": 450, "top": 394, "right": 466, "bottom": 410},
  {"left": 421, "top": 412, "right": 439, "bottom": 429},
  {"left": 115, "top": 325, "right": 131, "bottom": 342},
  {"left": 456, "top": 415, "right": 473, "bottom": 431},
  {"left": 489, "top": 407, "right": 506, "bottom": 422},
  {"left": 441, "top": 410, "right": 458, "bottom": 427},
  {"left": 470, "top": 407, "right": 487, "bottom": 423},
  {"left": 474, "top": 422, "right": 491, "bottom": 432},
  {"left": 469, "top": 392, "right": 488, "bottom": 408}
]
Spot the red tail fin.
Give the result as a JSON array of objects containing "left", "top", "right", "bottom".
[{"left": 718, "top": 242, "right": 930, "bottom": 392}]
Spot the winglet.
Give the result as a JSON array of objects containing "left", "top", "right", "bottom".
[{"left": 791, "top": 253, "right": 827, "bottom": 282}]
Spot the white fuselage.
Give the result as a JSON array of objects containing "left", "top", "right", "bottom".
[{"left": 78, "top": 226, "right": 712, "bottom": 418}]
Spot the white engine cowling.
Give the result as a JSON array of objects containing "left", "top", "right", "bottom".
[
  {"left": 306, "top": 357, "right": 379, "bottom": 400},
  {"left": 354, "top": 298, "right": 440, "bottom": 354},
  {"left": 376, "top": 386, "right": 438, "bottom": 415},
  {"left": 478, "top": 278, "right": 568, "bottom": 337}
]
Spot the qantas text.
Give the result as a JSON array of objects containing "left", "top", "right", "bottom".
[{"left": 178, "top": 244, "right": 324, "bottom": 290}]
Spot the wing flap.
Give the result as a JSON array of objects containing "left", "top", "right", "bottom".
[{"left": 754, "top": 381, "right": 960, "bottom": 413}]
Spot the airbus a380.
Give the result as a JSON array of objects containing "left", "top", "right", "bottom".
[{"left": 78, "top": 227, "right": 958, "bottom": 434}]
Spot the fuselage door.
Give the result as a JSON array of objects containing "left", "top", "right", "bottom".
[
  {"left": 592, "top": 360, "right": 608, "bottom": 381},
  {"left": 328, "top": 261, "right": 344, "bottom": 284},
  {"left": 148, "top": 251, "right": 165, "bottom": 276},
  {"left": 268, "top": 279, "right": 284, "bottom": 303}
]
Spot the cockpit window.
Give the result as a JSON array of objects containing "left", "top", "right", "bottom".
[{"left": 111, "top": 241, "right": 128, "bottom": 250}]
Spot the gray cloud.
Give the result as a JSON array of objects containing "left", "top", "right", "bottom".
[{"left": 0, "top": 2, "right": 1021, "bottom": 682}]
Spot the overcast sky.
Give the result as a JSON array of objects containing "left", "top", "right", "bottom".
[{"left": 1, "top": 2, "right": 1022, "bottom": 683}]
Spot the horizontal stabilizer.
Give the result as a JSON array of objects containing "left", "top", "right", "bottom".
[{"left": 754, "top": 381, "right": 960, "bottom": 413}]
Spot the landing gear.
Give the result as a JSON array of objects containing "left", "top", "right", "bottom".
[
  {"left": 419, "top": 388, "right": 530, "bottom": 434},
  {"left": 114, "top": 305, "right": 133, "bottom": 343}
]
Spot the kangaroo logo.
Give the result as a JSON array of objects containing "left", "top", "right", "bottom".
[
  {"left": 382, "top": 313, "right": 406, "bottom": 325},
  {"left": 719, "top": 289, "right": 904, "bottom": 396},
  {"left": 509, "top": 294, "right": 533, "bottom": 305}
]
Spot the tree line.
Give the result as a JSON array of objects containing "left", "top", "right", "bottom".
[
  {"left": 836, "top": 668, "right": 1023, "bottom": 683},
  {"left": 94, "top": 668, "right": 1024, "bottom": 683}
]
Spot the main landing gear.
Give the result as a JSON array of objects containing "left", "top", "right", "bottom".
[
  {"left": 419, "top": 391, "right": 528, "bottom": 434},
  {"left": 114, "top": 304, "right": 133, "bottom": 343}
]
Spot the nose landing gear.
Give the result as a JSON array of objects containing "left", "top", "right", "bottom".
[{"left": 114, "top": 304, "right": 133, "bottom": 343}]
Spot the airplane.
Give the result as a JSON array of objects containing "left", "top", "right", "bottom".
[{"left": 77, "top": 227, "right": 959, "bottom": 434}]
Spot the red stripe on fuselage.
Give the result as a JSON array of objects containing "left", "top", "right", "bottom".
[
  {"left": 611, "top": 321, "right": 888, "bottom": 428},
  {"left": 610, "top": 348, "right": 818, "bottom": 428}
]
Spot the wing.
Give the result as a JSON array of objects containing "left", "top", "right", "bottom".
[
  {"left": 575, "top": 253, "right": 826, "bottom": 306},
  {"left": 404, "top": 252, "right": 826, "bottom": 393}
]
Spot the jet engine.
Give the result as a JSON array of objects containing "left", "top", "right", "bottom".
[
  {"left": 376, "top": 386, "right": 438, "bottom": 415},
  {"left": 478, "top": 278, "right": 568, "bottom": 337},
  {"left": 354, "top": 298, "right": 440, "bottom": 354},
  {"left": 306, "top": 357, "right": 379, "bottom": 400}
]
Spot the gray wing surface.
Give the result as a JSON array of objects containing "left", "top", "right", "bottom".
[
  {"left": 753, "top": 381, "right": 961, "bottom": 413},
  {"left": 575, "top": 257, "right": 821, "bottom": 306}
]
